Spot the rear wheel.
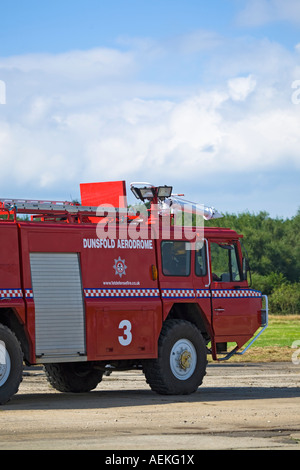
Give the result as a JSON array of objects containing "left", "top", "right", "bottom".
[
  {"left": 44, "top": 362, "right": 103, "bottom": 393},
  {"left": 144, "top": 319, "right": 207, "bottom": 395},
  {"left": 0, "top": 324, "right": 23, "bottom": 405}
]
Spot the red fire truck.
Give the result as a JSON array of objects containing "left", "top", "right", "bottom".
[{"left": 0, "top": 181, "right": 268, "bottom": 404}]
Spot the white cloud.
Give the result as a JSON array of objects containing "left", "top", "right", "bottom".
[
  {"left": 172, "top": 30, "right": 223, "bottom": 55},
  {"left": 237, "top": 0, "right": 300, "bottom": 27},
  {"left": 0, "top": 48, "right": 135, "bottom": 81},
  {"left": 227, "top": 75, "right": 257, "bottom": 101},
  {"left": 221, "top": 108, "right": 300, "bottom": 170}
]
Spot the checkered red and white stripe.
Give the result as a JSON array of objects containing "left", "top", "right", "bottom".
[
  {"left": 0, "top": 289, "right": 23, "bottom": 298},
  {"left": 84, "top": 288, "right": 160, "bottom": 298},
  {"left": 161, "top": 289, "right": 195, "bottom": 298},
  {"left": 0, "top": 287, "right": 262, "bottom": 301},
  {"left": 84, "top": 287, "right": 261, "bottom": 299},
  {"left": 162, "top": 288, "right": 261, "bottom": 299},
  {"left": 196, "top": 289, "right": 211, "bottom": 298},
  {"left": 25, "top": 289, "right": 34, "bottom": 298},
  {"left": 212, "top": 289, "right": 261, "bottom": 298}
]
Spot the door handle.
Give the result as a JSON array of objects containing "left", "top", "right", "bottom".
[{"left": 214, "top": 308, "right": 225, "bottom": 312}]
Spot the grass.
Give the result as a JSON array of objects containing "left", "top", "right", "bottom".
[
  {"left": 212, "top": 315, "right": 300, "bottom": 363},
  {"left": 254, "top": 315, "right": 300, "bottom": 348}
]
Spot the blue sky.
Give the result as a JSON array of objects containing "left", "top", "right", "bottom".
[
  {"left": 1, "top": 0, "right": 299, "bottom": 54},
  {"left": 0, "top": 0, "right": 300, "bottom": 218}
]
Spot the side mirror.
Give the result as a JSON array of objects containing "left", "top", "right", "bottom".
[{"left": 242, "top": 257, "right": 251, "bottom": 284}]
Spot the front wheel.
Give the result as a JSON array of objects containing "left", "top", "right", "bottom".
[{"left": 143, "top": 319, "right": 207, "bottom": 395}]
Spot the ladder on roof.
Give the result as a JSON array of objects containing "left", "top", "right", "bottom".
[{"left": 0, "top": 198, "right": 128, "bottom": 220}]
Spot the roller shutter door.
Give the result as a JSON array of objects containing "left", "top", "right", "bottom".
[{"left": 30, "top": 252, "right": 86, "bottom": 360}]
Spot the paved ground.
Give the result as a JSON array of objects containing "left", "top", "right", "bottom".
[{"left": 0, "top": 362, "right": 299, "bottom": 450}]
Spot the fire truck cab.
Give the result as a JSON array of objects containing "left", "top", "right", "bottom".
[{"left": 0, "top": 181, "right": 268, "bottom": 404}]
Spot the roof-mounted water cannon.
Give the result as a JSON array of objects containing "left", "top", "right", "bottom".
[
  {"left": 130, "top": 182, "right": 223, "bottom": 220},
  {"left": 166, "top": 196, "right": 223, "bottom": 220}
]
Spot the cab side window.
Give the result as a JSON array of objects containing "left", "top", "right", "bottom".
[
  {"left": 161, "top": 241, "right": 191, "bottom": 276},
  {"left": 210, "top": 242, "right": 242, "bottom": 282}
]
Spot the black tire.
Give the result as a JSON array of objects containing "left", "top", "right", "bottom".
[
  {"left": 44, "top": 362, "right": 103, "bottom": 393},
  {"left": 144, "top": 319, "right": 207, "bottom": 395},
  {"left": 0, "top": 324, "right": 23, "bottom": 405}
]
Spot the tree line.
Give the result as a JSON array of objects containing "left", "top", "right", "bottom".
[{"left": 205, "top": 210, "right": 300, "bottom": 315}]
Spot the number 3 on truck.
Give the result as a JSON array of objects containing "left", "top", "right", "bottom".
[{"left": 118, "top": 320, "right": 132, "bottom": 346}]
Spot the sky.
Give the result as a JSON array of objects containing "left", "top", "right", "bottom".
[{"left": 0, "top": 0, "right": 300, "bottom": 218}]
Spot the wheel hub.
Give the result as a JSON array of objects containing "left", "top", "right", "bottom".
[
  {"left": 170, "top": 339, "right": 197, "bottom": 380},
  {"left": 179, "top": 350, "right": 191, "bottom": 370}
]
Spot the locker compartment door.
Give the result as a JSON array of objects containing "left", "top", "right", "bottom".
[{"left": 30, "top": 253, "right": 86, "bottom": 361}]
